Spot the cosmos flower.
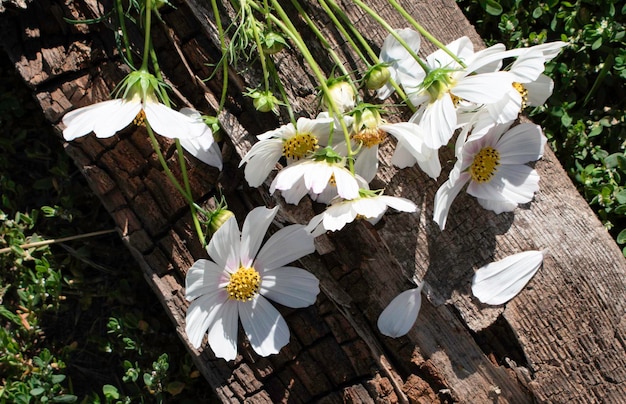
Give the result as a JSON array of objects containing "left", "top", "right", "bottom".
[
  {"left": 472, "top": 250, "right": 544, "bottom": 305},
  {"left": 269, "top": 148, "right": 360, "bottom": 205},
  {"left": 184, "top": 206, "right": 319, "bottom": 360},
  {"left": 62, "top": 70, "right": 207, "bottom": 141},
  {"left": 239, "top": 114, "right": 336, "bottom": 187},
  {"left": 348, "top": 105, "right": 441, "bottom": 182},
  {"left": 433, "top": 122, "right": 546, "bottom": 230},
  {"left": 306, "top": 189, "right": 417, "bottom": 236}
]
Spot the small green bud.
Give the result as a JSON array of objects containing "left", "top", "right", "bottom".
[
  {"left": 207, "top": 208, "right": 235, "bottom": 236},
  {"left": 250, "top": 90, "right": 280, "bottom": 114},
  {"left": 365, "top": 65, "right": 391, "bottom": 90},
  {"left": 202, "top": 116, "right": 222, "bottom": 141},
  {"left": 263, "top": 31, "right": 288, "bottom": 54}
]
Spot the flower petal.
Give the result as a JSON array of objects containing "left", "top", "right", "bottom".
[
  {"left": 206, "top": 215, "right": 240, "bottom": 271},
  {"left": 354, "top": 145, "right": 379, "bottom": 183},
  {"left": 454, "top": 72, "right": 514, "bottom": 104},
  {"left": 240, "top": 206, "right": 278, "bottom": 268},
  {"left": 62, "top": 99, "right": 140, "bottom": 140},
  {"left": 433, "top": 171, "right": 470, "bottom": 230},
  {"left": 185, "top": 259, "right": 227, "bottom": 301},
  {"left": 207, "top": 300, "right": 240, "bottom": 360},
  {"left": 239, "top": 296, "right": 290, "bottom": 357},
  {"left": 185, "top": 291, "right": 228, "bottom": 349},
  {"left": 496, "top": 123, "right": 546, "bottom": 164},
  {"left": 260, "top": 266, "right": 320, "bottom": 308},
  {"left": 377, "top": 287, "right": 422, "bottom": 338},
  {"left": 472, "top": 250, "right": 544, "bottom": 305},
  {"left": 144, "top": 102, "right": 206, "bottom": 139},
  {"left": 332, "top": 167, "right": 360, "bottom": 200},
  {"left": 255, "top": 224, "right": 315, "bottom": 271},
  {"left": 240, "top": 138, "right": 284, "bottom": 187},
  {"left": 468, "top": 165, "right": 540, "bottom": 204}
]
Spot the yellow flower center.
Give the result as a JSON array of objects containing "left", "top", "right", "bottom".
[
  {"left": 513, "top": 82, "right": 529, "bottom": 109},
  {"left": 470, "top": 147, "right": 500, "bottom": 183},
  {"left": 226, "top": 266, "right": 261, "bottom": 301},
  {"left": 133, "top": 110, "right": 146, "bottom": 127},
  {"left": 283, "top": 133, "right": 318, "bottom": 160},
  {"left": 352, "top": 127, "right": 387, "bottom": 148},
  {"left": 450, "top": 93, "right": 462, "bottom": 107}
]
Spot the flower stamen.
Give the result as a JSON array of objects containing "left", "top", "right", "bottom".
[
  {"left": 133, "top": 110, "right": 146, "bottom": 127},
  {"left": 226, "top": 266, "right": 261, "bottom": 301},
  {"left": 352, "top": 127, "right": 387, "bottom": 148},
  {"left": 283, "top": 133, "right": 318, "bottom": 160},
  {"left": 513, "top": 82, "right": 529, "bottom": 109},
  {"left": 470, "top": 147, "right": 500, "bottom": 183}
]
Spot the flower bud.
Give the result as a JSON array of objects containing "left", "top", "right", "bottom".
[
  {"left": 365, "top": 65, "right": 391, "bottom": 90},
  {"left": 324, "top": 80, "right": 355, "bottom": 113},
  {"left": 207, "top": 208, "right": 235, "bottom": 236},
  {"left": 250, "top": 90, "right": 280, "bottom": 114},
  {"left": 263, "top": 31, "right": 287, "bottom": 54}
]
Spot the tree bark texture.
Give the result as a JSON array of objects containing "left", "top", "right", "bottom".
[{"left": 1, "top": 0, "right": 625, "bottom": 402}]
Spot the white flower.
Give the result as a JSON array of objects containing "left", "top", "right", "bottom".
[
  {"left": 433, "top": 122, "right": 546, "bottom": 230},
  {"left": 377, "top": 284, "right": 423, "bottom": 338},
  {"left": 239, "top": 114, "right": 335, "bottom": 187},
  {"left": 184, "top": 206, "right": 319, "bottom": 360},
  {"left": 270, "top": 149, "right": 360, "bottom": 205},
  {"left": 472, "top": 250, "right": 544, "bottom": 305},
  {"left": 481, "top": 43, "right": 566, "bottom": 126},
  {"left": 62, "top": 70, "right": 206, "bottom": 141},
  {"left": 376, "top": 28, "right": 423, "bottom": 100},
  {"left": 395, "top": 36, "right": 515, "bottom": 149},
  {"left": 179, "top": 108, "right": 222, "bottom": 170},
  {"left": 307, "top": 189, "right": 417, "bottom": 236},
  {"left": 348, "top": 105, "right": 440, "bottom": 182}
]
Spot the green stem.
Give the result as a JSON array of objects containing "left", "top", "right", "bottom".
[
  {"left": 249, "top": 11, "right": 271, "bottom": 91},
  {"left": 325, "top": 0, "right": 412, "bottom": 110},
  {"left": 211, "top": 0, "right": 229, "bottom": 111},
  {"left": 115, "top": 0, "right": 135, "bottom": 68},
  {"left": 266, "top": 56, "right": 295, "bottom": 123},
  {"left": 352, "top": 0, "right": 429, "bottom": 74},
  {"left": 386, "top": 0, "right": 466, "bottom": 68},
  {"left": 290, "top": 0, "right": 358, "bottom": 96},
  {"left": 145, "top": 123, "right": 206, "bottom": 245},
  {"left": 267, "top": 0, "right": 356, "bottom": 172},
  {"left": 317, "top": 0, "right": 370, "bottom": 67},
  {"left": 176, "top": 139, "right": 207, "bottom": 246},
  {"left": 140, "top": 0, "right": 153, "bottom": 72},
  {"left": 0, "top": 229, "right": 118, "bottom": 254}
]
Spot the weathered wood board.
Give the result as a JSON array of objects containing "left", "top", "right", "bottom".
[{"left": 1, "top": 0, "right": 625, "bottom": 402}]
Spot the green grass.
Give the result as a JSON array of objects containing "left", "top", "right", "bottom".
[{"left": 0, "top": 51, "right": 216, "bottom": 404}]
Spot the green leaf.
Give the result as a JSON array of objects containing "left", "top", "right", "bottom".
[
  {"left": 102, "top": 385, "right": 119, "bottom": 399},
  {"left": 561, "top": 113, "right": 573, "bottom": 127},
  {"left": 592, "top": 37, "right": 603, "bottom": 51},
  {"left": 617, "top": 228, "right": 626, "bottom": 244},
  {"left": 50, "top": 374, "right": 66, "bottom": 384},
  {"left": 143, "top": 373, "right": 154, "bottom": 387},
  {"left": 51, "top": 395, "right": 78, "bottom": 403},
  {"left": 532, "top": 7, "right": 543, "bottom": 18},
  {"left": 30, "top": 387, "right": 45, "bottom": 396},
  {"left": 616, "top": 190, "right": 626, "bottom": 205},
  {"left": 482, "top": 0, "right": 503, "bottom": 16}
]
